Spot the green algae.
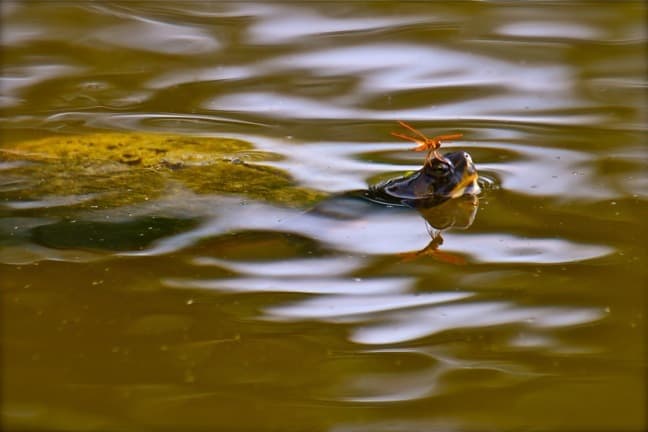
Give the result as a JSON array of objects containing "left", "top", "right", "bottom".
[{"left": 0, "top": 132, "right": 325, "bottom": 210}]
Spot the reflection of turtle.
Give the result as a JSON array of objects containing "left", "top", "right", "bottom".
[
  {"left": 400, "top": 195, "right": 479, "bottom": 264},
  {"left": 0, "top": 132, "right": 325, "bottom": 210}
]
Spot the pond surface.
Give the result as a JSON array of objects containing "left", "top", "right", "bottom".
[{"left": 1, "top": 2, "right": 646, "bottom": 431}]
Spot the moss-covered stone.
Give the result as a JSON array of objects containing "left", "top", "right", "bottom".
[{"left": 0, "top": 132, "right": 326, "bottom": 210}]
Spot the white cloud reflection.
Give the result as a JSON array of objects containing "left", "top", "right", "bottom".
[
  {"left": 165, "top": 276, "right": 413, "bottom": 296},
  {"left": 88, "top": 16, "right": 220, "bottom": 55},
  {"left": 266, "top": 297, "right": 606, "bottom": 345},
  {"left": 245, "top": 6, "right": 423, "bottom": 44},
  {"left": 267, "top": 292, "right": 473, "bottom": 320}
]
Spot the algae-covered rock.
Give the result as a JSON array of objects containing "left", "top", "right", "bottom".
[{"left": 0, "top": 132, "right": 326, "bottom": 210}]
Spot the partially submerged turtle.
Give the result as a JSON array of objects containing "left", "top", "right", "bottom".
[
  {"left": 1, "top": 123, "right": 479, "bottom": 211},
  {"left": 1, "top": 124, "right": 481, "bottom": 255}
]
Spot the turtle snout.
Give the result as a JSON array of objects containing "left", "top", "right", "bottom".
[{"left": 463, "top": 152, "right": 477, "bottom": 175}]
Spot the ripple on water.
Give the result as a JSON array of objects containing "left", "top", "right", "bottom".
[
  {"left": 243, "top": 4, "right": 424, "bottom": 45},
  {"left": 264, "top": 44, "right": 571, "bottom": 93},
  {"left": 213, "top": 42, "right": 603, "bottom": 127},
  {"left": 146, "top": 66, "right": 252, "bottom": 90},
  {"left": 267, "top": 297, "right": 606, "bottom": 345},
  {"left": 497, "top": 21, "right": 602, "bottom": 40},
  {"left": 266, "top": 293, "right": 474, "bottom": 321},
  {"left": 165, "top": 276, "right": 413, "bottom": 296},
  {"left": 442, "top": 233, "right": 613, "bottom": 264},
  {"left": 319, "top": 350, "right": 442, "bottom": 403},
  {"left": 190, "top": 255, "right": 364, "bottom": 277},
  {"left": 478, "top": 142, "right": 625, "bottom": 200},
  {"left": 3, "top": 194, "right": 100, "bottom": 210},
  {"left": 1, "top": 64, "right": 83, "bottom": 109},
  {"left": 87, "top": 15, "right": 220, "bottom": 55}
]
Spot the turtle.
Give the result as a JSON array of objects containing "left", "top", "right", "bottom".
[
  {"left": 0, "top": 123, "right": 481, "bottom": 256},
  {"left": 367, "top": 121, "right": 480, "bottom": 206}
]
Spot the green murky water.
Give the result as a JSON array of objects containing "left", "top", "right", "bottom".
[{"left": 1, "top": 2, "right": 646, "bottom": 431}]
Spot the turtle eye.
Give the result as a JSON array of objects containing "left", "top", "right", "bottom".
[{"left": 431, "top": 162, "right": 451, "bottom": 176}]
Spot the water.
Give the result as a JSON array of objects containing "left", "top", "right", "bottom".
[{"left": 1, "top": 2, "right": 646, "bottom": 431}]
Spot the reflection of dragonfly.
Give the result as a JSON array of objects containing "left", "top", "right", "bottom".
[{"left": 400, "top": 195, "right": 479, "bottom": 264}]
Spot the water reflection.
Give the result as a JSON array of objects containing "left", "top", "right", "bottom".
[
  {"left": 1, "top": 64, "right": 82, "bottom": 109},
  {"left": 1, "top": 185, "right": 614, "bottom": 266},
  {"left": 88, "top": 15, "right": 220, "bottom": 55},
  {"left": 108, "top": 190, "right": 613, "bottom": 264},
  {"left": 341, "top": 301, "right": 605, "bottom": 345},
  {"left": 1, "top": 1, "right": 645, "bottom": 431},
  {"left": 167, "top": 274, "right": 413, "bottom": 296},
  {"left": 398, "top": 195, "right": 479, "bottom": 262},
  {"left": 244, "top": 5, "right": 423, "bottom": 45}
]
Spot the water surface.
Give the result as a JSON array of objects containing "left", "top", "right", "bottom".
[{"left": 1, "top": 2, "right": 646, "bottom": 431}]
